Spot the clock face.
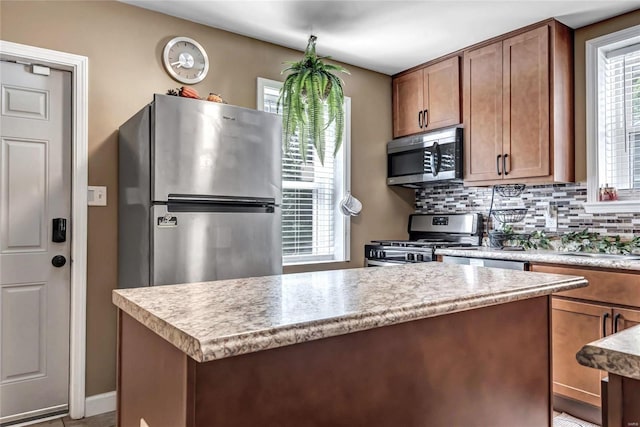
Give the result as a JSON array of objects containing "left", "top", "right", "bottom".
[{"left": 162, "top": 36, "right": 209, "bottom": 84}]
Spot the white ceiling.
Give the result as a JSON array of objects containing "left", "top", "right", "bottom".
[{"left": 123, "top": 0, "right": 640, "bottom": 75}]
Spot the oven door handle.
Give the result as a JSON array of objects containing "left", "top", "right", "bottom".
[
  {"left": 366, "top": 259, "right": 405, "bottom": 267},
  {"left": 431, "top": 141, "right": 442, "bottom": 177}
]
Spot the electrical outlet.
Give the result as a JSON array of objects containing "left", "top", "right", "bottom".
[{"left": 545, "top": 203, "right": 558, "bottom": 232}]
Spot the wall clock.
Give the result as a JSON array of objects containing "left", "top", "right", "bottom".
[{"left": 162, "top": 36, "right": 209, "bottom": 84}]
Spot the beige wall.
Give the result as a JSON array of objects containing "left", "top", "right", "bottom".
[
  {"left": 573, "top": 9, "right": 640, "bottom": 182},
  {"left": 0, "top": 1, "right": 414, "bottom": 396}
]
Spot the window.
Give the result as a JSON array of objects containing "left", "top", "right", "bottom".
[
  {"left": 585, "top": 24, "right": 640, "bottom": 213},
  {"left": 257, "top": 77, "right": 351, "bottom": 265}
]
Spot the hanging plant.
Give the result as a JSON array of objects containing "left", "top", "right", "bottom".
[{"left": 277, "top": 35, "right": 350, "bottom": 165}]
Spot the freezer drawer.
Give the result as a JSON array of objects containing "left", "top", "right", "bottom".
[
  {"left": 151, "top": 204, "right": 282, "bottom": 286},
  {"left": 152, "top": 95, "right": 282, "bottom": 203}
]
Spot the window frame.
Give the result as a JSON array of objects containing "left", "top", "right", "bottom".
[
  {"left": 256, "top": 77, "right": 351, "bottom": 266},
  {"left": 585, "top": 23, "right": 640, "bottom": 213}
]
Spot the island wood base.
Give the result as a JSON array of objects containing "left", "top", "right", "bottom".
[
  {"left": 602, "top": 375, "right": 640, "bottom": 427},
  {"left": 117, "top": 296, "right": 553, "bottom": 427}
]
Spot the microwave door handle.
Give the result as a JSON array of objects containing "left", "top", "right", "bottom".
[{"left": 431, "top": 142, "right": 442, "bottom": 177}]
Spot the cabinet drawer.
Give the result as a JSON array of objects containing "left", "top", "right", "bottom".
[{"left": 531, "top": 264, "right": 640, "bottom": 307}]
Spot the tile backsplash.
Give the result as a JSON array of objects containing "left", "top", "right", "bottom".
[{"left": 415, "top": 182, "right": 640, "bottom": 237}]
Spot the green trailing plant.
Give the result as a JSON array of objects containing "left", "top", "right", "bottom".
[
  {"left": 513, "top": 230, "right": 552, "bottom": 250},
  {"left": 277, "top": 35, "right": 350, "bottom": 165},
  {"left": 498, "top": 228, "right": 640, "bottom": 254}
]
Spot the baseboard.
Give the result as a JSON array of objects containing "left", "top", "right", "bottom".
[
  {"left": 84, "top": 391, "right": 116, "bottom": 418},
  {"left": 553, "top": 393, "right": 601, "bottom": 426}
]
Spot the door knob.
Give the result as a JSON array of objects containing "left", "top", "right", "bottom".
[{"left": 52, "top": 255, "right": 66, "bottom": 268}]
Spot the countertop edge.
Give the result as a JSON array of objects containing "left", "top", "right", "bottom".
[
  {"left": 576, "top": 327, "right": 640, "bottom": 381},
  {"left": 435, "top": 248, "right": 640, "bottom": 271},
  {"left": 113, "top": 276, "right": 587, "bottom": 363},
  {"left": 112, "top": 292, "right": 205, "bottom": 362}
]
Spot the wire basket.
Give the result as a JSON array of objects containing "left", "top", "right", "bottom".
[
  {"left": 489, "top": 231, "right": 511, "bottom": 248},
  {"left": 491, "top": 208, "right": 528, "bottom": 223},
  {"left": 489, "top": 231, "right": 530, "bottom": 248},
  {"left": 494, "top": 184, "right": 526, "bottom": 197}
]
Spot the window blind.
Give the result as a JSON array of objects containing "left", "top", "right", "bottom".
[
  {"left": 600, "top": 46, "right": 640, "bottom": 195},
  {"left": 261, "top": 83, "right": 344, "bottom": 263}
]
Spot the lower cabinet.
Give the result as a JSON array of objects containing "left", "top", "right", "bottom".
[
  {"left": 531, "top": 264, "right": 640, "bottom": 415},
  {"left": 551, "top": 298, "right": 609, "bottom": 407}
]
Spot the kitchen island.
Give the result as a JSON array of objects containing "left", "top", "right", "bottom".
[
  {"left": 577, "top": 325, "right": 640, "bottom": 427},
  {"left": 113, "top": 263, "right": 587, "bottom": 427}
]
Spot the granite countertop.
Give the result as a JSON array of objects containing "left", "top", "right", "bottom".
[
  {"left": 113, "top": 263, "right": 586, "bottom": 363},
  {"left": 576, "top": 324, "right": 640, "bottom": 381},
  {"left": 436, "top": 248, "right": 640, "bottom": 271}
]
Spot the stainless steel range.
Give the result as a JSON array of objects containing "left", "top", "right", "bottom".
[{"left": 365, "top": 213, "right": 483, "bottom": 267}]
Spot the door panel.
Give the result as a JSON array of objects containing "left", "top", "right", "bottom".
[
  {"left": 463, "top": 41, "right": 503, "bottom": 181},
  {"left": 0, "top": 61, "right": 71, "bottom": 423},
  {"left": 151, "top": 204, "right": 282, "bottom": 286},
  {"left": 502, "top": 26, "right": 549, "bottom": 179},
  {"left": 551, "top": 298, "right": 609, "bottom": 407},
  {"left": 1, "top": 284, "right": 46, "bottom": 382},
  {"left": 1, "top": 138, "right": 47, "bottom": 251},
  {"left": 1, "top": 85, "right": 49, "bottom": 120},
  {"left": 424, "top": 56, "right": 460, "bottom": 130},
  {"left": 392, "top": 70, "right": 424, "bottom": 138},
  {"left": 613, "top": 307, "right": 640, "bottom": 333},
  {"left": 153, "top": 95, "right": 281, "bottom": 203}
]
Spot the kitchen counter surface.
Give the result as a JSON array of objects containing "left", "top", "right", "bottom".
[
  {"left": 577, "top": 324, "right": 640, "bottom": 381},
  {"left": 113, "top": 263, "right": 586, "bottom": 362},
  {"left": 436, "top": 247, "right": 640, "bottom": 271}
]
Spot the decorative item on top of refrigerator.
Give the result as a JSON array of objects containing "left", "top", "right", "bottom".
[{"left": 118, "top": 94, "right": 283, "bottom": 288}]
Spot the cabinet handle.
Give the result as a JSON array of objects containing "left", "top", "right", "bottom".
[
  {"left": 496, "top": 155, "right": 502, "bottom": 175},
  {"left": 613, "top": 313, "right": 622, "bottom": 333},
  {"left": 602, "top": 312, "right": 610, "bottom": 337},
  {"left": 503, "top": 154, "right": 509, "bottom": 176},
  {"left": 424, "top": 109, "right": 429, "bottom": 128},
  {"left": 418, "top": 111, "right": 423, "bottom": 128}
]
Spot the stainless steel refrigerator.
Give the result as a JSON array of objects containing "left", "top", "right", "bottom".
[{"left": 118, "top": 94, "right": 282, "bottom": 288}]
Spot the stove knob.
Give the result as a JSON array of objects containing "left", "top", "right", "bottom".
[
  {"left": 378, "top": 250, "right": 386, "bottom": 258},
  {"left": 416, "top": 254, "right": 424, "bottom": 262},
  {"left": 406, "top": 253, "right": 415, "bottom": 261},
  {"left": 369, "top": 249, "right": 376, "bottom": 258}
]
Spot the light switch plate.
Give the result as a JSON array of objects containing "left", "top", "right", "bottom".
[{"left": 88, "top": 186, "right": 107, "bottom": 206}]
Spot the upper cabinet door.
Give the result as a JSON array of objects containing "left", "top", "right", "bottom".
[
  {"left": 392, "top": 70, "right": 424, "bottom": 138},
  {"left": 463, "top": 41, "right": 503, "bottom": 182},
  {"left": 502, "top": 26, "right": 550, "bottom": 179},
  {"left": 424, "top": 56, "right": 460, "bottom": 131}
]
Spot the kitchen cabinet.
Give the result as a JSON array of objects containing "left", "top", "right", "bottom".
[
  {"left": 551, "top": 298, "right": 610, "bottom": 407},
  {"left": 530, "top": 263, "right": 640, "bottom": 422},
  {"left": 392, "top": 56, "right": 460, "bottom": 138},
  {"left": 463, "top": 20, "right": 573, "bottom": 184}
]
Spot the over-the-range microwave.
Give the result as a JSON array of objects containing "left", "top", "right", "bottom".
[{"left": 387, "top": 125, "right": 463, "bottom": 188}]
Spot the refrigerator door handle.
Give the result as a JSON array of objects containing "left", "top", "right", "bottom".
[
  {"left": 168, "top": 195, "right": 277, "bottom": 206},
  {"left": 167, "top": 195, "right": 277, "bottom": 213}
]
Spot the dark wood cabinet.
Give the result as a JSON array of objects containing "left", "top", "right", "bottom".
[
  {"left": 612, "top": 307, "right": 640, "bottom": 332},
  {"left": 551, "top": 298, "right": 609, "bottom": 407},
  {"left": 392, "top": 70, "right": 423, "bottom": 137},
  {"left": 463, "top": 20, "right": 573, "bottom": 185},
  {"left": 463, "top": 41, "right": 503, "bottom": 181},
  {"left": 531, "top": 263, "right": 640, "bottom": 423},
  {"left": 502, "top": 26, "right": 550, "bottom": 179},
  {"left": 392, "top": 56, "right": 460, "bottom": 138}
]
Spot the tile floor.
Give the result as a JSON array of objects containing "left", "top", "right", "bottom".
[{"left": 27, "top": 412, "right": 115, "bottom": 427}]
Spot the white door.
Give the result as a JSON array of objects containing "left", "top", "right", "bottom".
[{"left": 0, "top": 61, "right": 71, "bottom": 424}]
